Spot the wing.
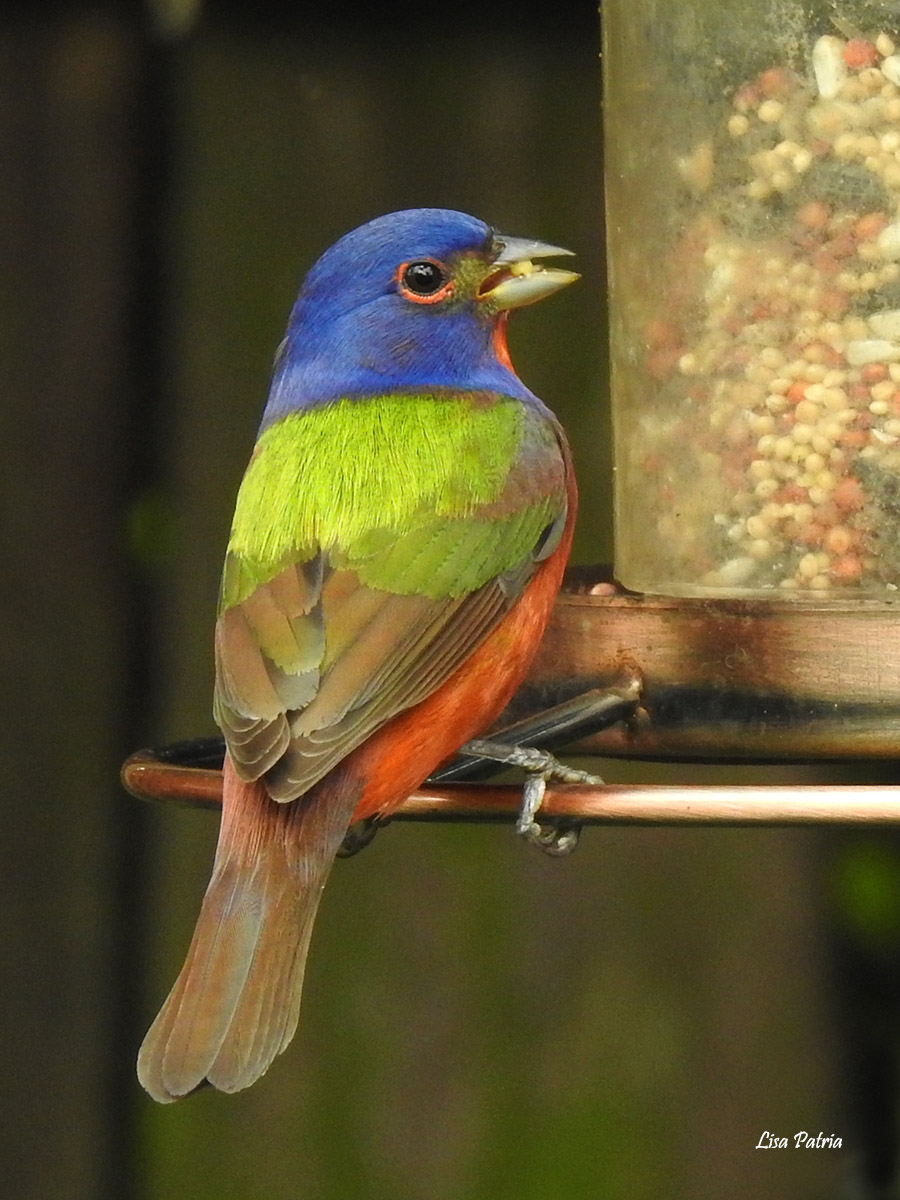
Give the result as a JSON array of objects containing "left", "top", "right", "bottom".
[{"left": 213, "top": 393, "right": 569, "bottom": 802}]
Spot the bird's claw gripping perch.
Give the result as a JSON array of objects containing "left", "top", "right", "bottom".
[
  {"left": 517, "top": 775, "right": 582, "bottom": 856},
  {"left": 459, "top": 738, "right": 604, "bottom": 856}
]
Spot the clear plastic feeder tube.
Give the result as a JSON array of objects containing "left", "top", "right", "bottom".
[{"left": 604, "top": 0, "right": 900, "bottom": 596}]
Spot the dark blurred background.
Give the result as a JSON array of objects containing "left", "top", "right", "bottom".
[{"left": 4, "top": 1, "right": 900, "bottom": 1197}]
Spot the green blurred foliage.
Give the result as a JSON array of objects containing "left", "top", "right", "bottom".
[
  {"left": 126, "top": 485, "right": 179, "bottom": 572},
  {"left": 831, "top": 837, "right": 900, "bottom": 954}
]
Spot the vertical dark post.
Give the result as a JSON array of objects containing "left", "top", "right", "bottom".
[{"left": 0, "top": 8, "right": 169, "bottom": 1196}]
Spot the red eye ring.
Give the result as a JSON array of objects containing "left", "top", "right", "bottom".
[{"left": 396, "top": 258, "right": 454, "bottom": 305}]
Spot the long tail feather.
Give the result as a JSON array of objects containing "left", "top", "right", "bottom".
[{"left": 137, "top": 758, "right": 361, "bottom": 1102}]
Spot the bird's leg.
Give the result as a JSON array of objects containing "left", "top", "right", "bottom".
[
  {"left": 457, "top": 738, "right": 604, "bottom": 856},
  {"left": 444, "top": 682, "right": 640, "bottom": 855},
  {"left": 430, "top": 681, "right": 640, "bottom": 784}
]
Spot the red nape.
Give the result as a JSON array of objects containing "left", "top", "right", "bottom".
[{"left": 492, "top": 312, "right": 515, "bottom": 372}]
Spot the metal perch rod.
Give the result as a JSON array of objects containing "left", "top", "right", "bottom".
[
  {"left": 402, "top": 783, "right": 900, "bottom": 826},
  {"left": 121, "top": 753, "right": 900, "bottom": 825}
]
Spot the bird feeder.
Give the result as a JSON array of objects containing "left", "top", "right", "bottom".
[
  {"left": 123, "top": 1, "right": 900, "bottom": 828},
  {"left": 541, "top": 0, "right": 900, "bottom": 776},
  {"left": 606, "top": 1, "right": 900, "bottom": 600}
]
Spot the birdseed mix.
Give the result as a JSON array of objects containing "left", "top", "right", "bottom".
[{"left": 630, "top": 28, "right": 900, "bottom": 593}]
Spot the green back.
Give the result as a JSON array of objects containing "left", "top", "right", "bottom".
[{"left": 222, "top": 393, "right": 563, "bottom": 605}]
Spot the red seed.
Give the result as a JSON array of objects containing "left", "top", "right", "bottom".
[
  {"left": 797, "top": 523, "right": 825, "bottom": 547},
  {"left": 843, "top": 39, "right": 879, "bottom": 69},
  {"left": 855, "top": 212, "right": 889, "bottom": 241},
  {"left": 813, "top": 252, "right": 841, "bottom": 277},
  {"left": 797, "top": 200, "right": 831, "bottom": 229},
  {"left": 840, "top": 430, "right": 869, "bottom": 449},
  {"left": 861, "top": 362, "right": 888, "bottom": 383},
  {"left": 831, "top": 554, "right": 863, "bottom": 581},
  {"left": 787, "top": 381, "right": 808, "bottom": 405},
  {"left": 646, "top": 318, "right": 681, "bottom": 348},
  {"left": 833, "top": 477, "right": 864, "bottom": 511},
  {"left": 758, "top": 66, "right": 793, "bottom": 96}
]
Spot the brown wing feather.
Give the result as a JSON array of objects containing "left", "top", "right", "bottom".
[
  {"left": 214, "top": 551, "right": 530, "bottom": 803},
  {"left": 264, "top": 575, "right": 511, "bottom": 800}
]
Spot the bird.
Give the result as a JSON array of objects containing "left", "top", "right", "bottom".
[{"left": 137, "top": 207, "right": 580, "bottom": 1102}]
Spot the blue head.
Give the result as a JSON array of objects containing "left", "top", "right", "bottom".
[{"left": 261, "top": 208, "right": 578, "bottom": 428}]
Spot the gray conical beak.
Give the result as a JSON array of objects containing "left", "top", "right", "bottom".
[
  {"left": 492, "top": 235, "right": 576, "bottom": 264},
  {"left": 479, "top": 233, "right": 579, "bottom": 309}
]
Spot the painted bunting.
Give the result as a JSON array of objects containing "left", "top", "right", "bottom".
[{"left": 138, "top": 208, "right": 579, "bottom": 1102}]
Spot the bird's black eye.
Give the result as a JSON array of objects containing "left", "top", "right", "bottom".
[{"left": 399, "top": 259, "right": 449, "bottom": 298}]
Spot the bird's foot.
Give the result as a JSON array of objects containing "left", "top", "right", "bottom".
[
  {"left": 336, "top": 816, "right": 381, "bottom": 858},
  {"left": 516, "top": 774, "right": 582, "bottom": 856},
  {"left": 458, "top": 738, "right": 604, "bottom": 856}
]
